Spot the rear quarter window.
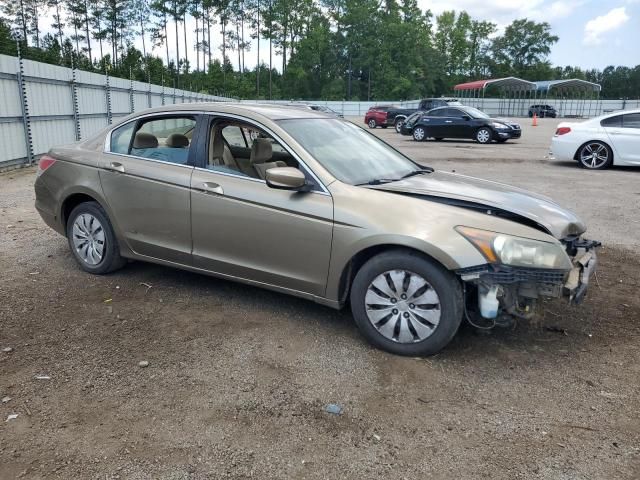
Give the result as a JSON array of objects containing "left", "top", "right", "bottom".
[
  {"left": 601, "top": 115, "right": 622, "bottom": 128},
  {"left": 110, "top": 122, "right": 135, "bottom": 154}
]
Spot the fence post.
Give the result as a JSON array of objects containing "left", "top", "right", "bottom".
[
  {"left": 147, "top": 71, "right": 152, "bottom": 108},
  {"left": 70, "top": 60, "right": 81, "bottom": 141},
  {"left": 16, "top": 41, "right": 33, "bottom": 165},
  {"left": 105, "top": 72, "right": 112, "bottom": 125},
  {"left": 129, "top": 68, "right": 134, "bottom": 113}
]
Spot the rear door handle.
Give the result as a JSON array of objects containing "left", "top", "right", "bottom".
[
  {"left": 445, "top": 120, "right": 453, "bottom": 123},
  {"left": 201, "top": 182, "right": 224, "bottom": 195},
  {"left": 105, "top": 162, "right": 125, "bottom": 173}
]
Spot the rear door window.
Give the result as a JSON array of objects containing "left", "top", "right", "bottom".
[
  {"left": 622, "top": 113, "right": 640, "bottom": 129},
  {"left": 123, "top": 116, "right": 197, "bottom": 165}
]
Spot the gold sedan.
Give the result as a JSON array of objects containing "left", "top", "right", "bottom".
[{"left": 34, "top": 104, "right": 599, "bottom": 355}]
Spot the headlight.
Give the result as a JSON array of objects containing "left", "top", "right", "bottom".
[
  {"left": 490, "top": 122, "right": 509, "bottom": 129},
  {"left": 456, "top": 226, "right": 572, "bottom": 270}
]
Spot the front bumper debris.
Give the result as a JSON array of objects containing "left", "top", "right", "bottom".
[
  {"left": 563, "top": 239, "right": 600, "bottom": 304},
  {"left": 458, "top": 237, "right": 601, "bottom": 321}
]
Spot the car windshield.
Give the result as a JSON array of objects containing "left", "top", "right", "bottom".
[
  {"left": 461, "top": 107, "right": 490, "bottom": 119},
  {"left": 277, "top": 118, "right": 424, "bottom": 185}
]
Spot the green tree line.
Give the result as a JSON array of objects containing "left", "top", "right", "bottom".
[{"left": 1, "top": 0, "right": 639, "bottom": 100}]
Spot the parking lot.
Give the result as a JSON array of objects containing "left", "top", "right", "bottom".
[{"left": 1, "top": 118, "right": 639, "bottom": 479}]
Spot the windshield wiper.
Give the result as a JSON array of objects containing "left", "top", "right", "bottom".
[
  {"left": 356, "top": 178, "right": 397, "bottom": 186},
  {"left": 400, "top": 168, "right": 432, "bottom": 179},
  {"left": 357, "top": 168, "right": 432, "bottom": 186}
]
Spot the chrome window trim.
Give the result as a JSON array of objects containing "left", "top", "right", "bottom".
[
  {"left": 103, "top": 110, "right": 204, "bottom": 152},
  {"left": 103, "top": 110, "right": 331, "bottom": 196},
  {"left": 105, "top": 152, "right": 196, "bottom": 170}
]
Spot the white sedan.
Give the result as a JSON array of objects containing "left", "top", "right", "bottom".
[{"left": 550, "top": 109, "right": 640, "bottom": 169}]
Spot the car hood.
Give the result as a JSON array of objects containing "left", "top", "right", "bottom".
[{"left": 369, "top": 171, "right": 586, "bottom": 239}]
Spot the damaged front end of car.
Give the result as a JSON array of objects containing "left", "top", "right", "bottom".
[{"left": 455, "top": 226, "right": 600, "bottom": 326}]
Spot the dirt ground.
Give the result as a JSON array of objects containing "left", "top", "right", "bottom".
[{"left": 1, "top": 120, "right": 640, "bottom": 479}]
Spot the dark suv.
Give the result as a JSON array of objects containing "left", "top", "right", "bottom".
[
  {"left": 418, "top": 98, "right": 462, "bottom": 110},
  {"left": 528, "top": 104, "right": 557, "bottom": 118}
]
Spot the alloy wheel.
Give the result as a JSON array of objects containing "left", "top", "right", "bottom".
[
  {"left": 413, "top": 127, "right": 425, "bottom": 141},
  {"left": 72, "top": 213, "right": 105, "bottom": 265},
  {"left": 476, "top": 128, "right": 491, "bottom": 143},
  {"left": 364, "top": 270, "right": 441, "bottom": 343},
  {"left": 368, "top": 119, "right": 376, "bottom": 129},
  {"left": 395, "top": 121, "right": 404, "bottom": 133},
  {"left": 580, "top": 143, "right": 609, "bottom": 169}
]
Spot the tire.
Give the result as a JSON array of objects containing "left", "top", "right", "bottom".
[
  {"left": 577, "top": 141, "right": 613, "bottom": 170},
  {"left": 528, "top": 111, "right": 533, "bottom": 118},
  {"left": 66, "top": 201, "right": 126, "bottom": 274},
  {"left": 413, "top": 126, "right": 427, "bottom": 142},
  {"left": 368, "top": 119, "right": 376, "bottom": 129},
  {"left": 475, "top": 127, "right": 492, "bottom": 144},
  {"left": 350, "top": 250, "right": 463, "bottom": 356},
  {"left": 394, "top": 119, "right": 404, "bottom": 133}
]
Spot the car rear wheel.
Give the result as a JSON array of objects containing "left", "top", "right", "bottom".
[
  {"left": 413, "top": 126, "right": 426, "bottom": 142},
  {"left": 475, "top": 127, "right": 492, "bottom": 144},
  {"left": 350, "top": 250, "right": 463, "bottom": 356},
  {"left": 578, "top": 141, "right": 612, "bottom": 170},
  {"left": 394, "top": 119, "right": 404, "bottom": 133},
  {"left": 368, "top": 119, "right": 376, "bottom": 129},
  {"left": 66, "top": 201, "right": 126, "bottom": 274}
]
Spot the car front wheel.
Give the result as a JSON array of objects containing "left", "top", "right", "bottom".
[
  {"left": 578, "top": 141, "right": 613, "bottom": 170},
  {"left": 394, "top": 120, "right": 404, "bottom": 133},
  {"left": 368, "top": 119, "right": 376, "bottom": 129},
  {"left": 413, "top": 126, "right": 426, "bottom": 141},
  {"left": 66, "top": 201, "right": 126, "bottom": 274},
  {"left": 350, "top": 250, "right": 463, "bottom": 356},
  {"left": 476, "top": 127, "right": 492, "bottom": 144}
]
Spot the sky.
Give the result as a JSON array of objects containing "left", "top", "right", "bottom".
[
  {"left": 36, "top": 0, "right": 639, "bottom": 73},
  {"left": 423, "top": 0, "right": 640, "bottom": 69}
]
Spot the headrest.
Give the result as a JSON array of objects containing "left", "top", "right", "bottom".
[
  {"left": 211, "top": 129, "right": 224, "bottom": 158},
  {"left": 250, "top": 138, "right": 273, "bottom": 165},
  {"left": 132, "top": 132, "right": 158, "bottom": 149},
  {"left": 166, "top": 133, "right": 189, "bottom": 148}
]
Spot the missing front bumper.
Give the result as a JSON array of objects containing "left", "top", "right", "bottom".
[{"left": 458, "top": 238, "right": 601, "bottom": 320}]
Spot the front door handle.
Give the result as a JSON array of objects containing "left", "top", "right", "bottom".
[
  {"left": 445, "top": 120, "right": 453, "bottom": 123},
  {"left": 201, "top": 182, "right": 224, "bottom": 195},
  {"left": 106, "top": 162, "right": 125, "bottom": 173}
]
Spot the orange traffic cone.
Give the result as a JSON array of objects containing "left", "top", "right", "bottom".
[{"left": 532, "top": 112, "right": 538, "bottom": 127}]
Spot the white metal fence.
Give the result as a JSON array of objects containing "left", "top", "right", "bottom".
[
  {"left": 240, "top": 98, "right": 640, "bottom": 118},
  {"left": 2, "top": 54, "right": 639, "bottom": 171},
  {"left": 0, "top": 54, "right": 235, "bottom": 170}
]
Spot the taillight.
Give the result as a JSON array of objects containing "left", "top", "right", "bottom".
[
  {"left": 555, "top": 127, "right": 571, "bottom": 136},
  {"left": 38, "top": 155, "right": 56, "bottom": 172}
]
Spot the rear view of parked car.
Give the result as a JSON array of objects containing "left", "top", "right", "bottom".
[
  {"left": 551, "top": 109, "right": 640, "bottom": 169},
  {"left": 409, "top": 106, "right": 522, "bottom": 143},
  {"left": 364, "top": 105, "right": 394, "bottom": 129},
  {"left": 529, "top": 104, "right": 557, "bottom": 118}
]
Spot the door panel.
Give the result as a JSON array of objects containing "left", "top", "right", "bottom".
[
  {"left": 190, "top": 170, "right": 334, "bottom": 296},
  {"left": 99, "top": 155, "right": 194, "bottom": 264},
  {"left": 605, "top": 113, "right": 640, "bottom": 165}
]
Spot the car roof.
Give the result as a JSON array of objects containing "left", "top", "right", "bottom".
[{"left": 120, "top": 102, "right": 332, "bottom": 121}]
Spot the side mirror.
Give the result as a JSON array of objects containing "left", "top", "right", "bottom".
[{"left": 265, "top": 167, "right": 307, "bottom": 191}]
